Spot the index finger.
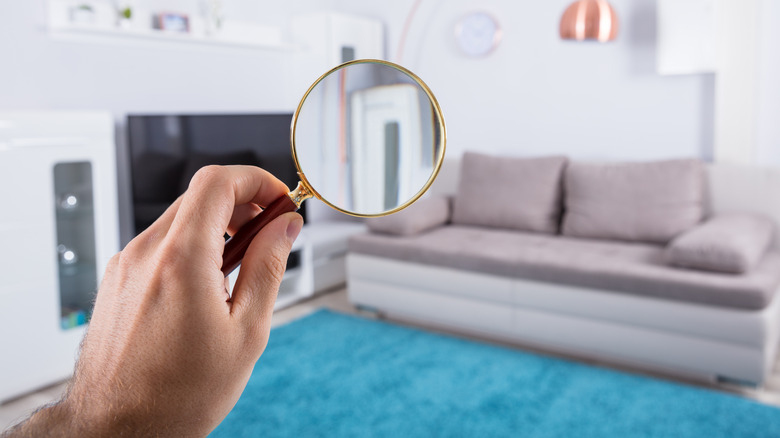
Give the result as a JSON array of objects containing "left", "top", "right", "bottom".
[{"left": 169, "top": 165, "right": 290, "bottom": 251}]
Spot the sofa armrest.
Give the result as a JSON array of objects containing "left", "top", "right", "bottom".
[
  {"left": 366, "top": 195, "right": 451, "bottom": 236},
  {"left": 665, "top": 212, "right": 775, "bottom": 274}
]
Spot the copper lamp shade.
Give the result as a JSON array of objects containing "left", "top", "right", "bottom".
[{"left": 560, "top": 0, "right": 618, "bottom": 42}]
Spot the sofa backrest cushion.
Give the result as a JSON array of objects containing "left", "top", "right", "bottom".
[
  {"left": 451, "top": 152, "right": 568, "bottom": 234},
  {"left": 562, "top": 159, "right": 704, "bottom": 244}
]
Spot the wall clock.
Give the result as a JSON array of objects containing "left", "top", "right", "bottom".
[{"left": 455, "top": 12, "right": 502, "bottom": 57}]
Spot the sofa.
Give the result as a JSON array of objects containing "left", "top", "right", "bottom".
[{"left": 346, "top": 152, "right": 780, "bottom": 385}]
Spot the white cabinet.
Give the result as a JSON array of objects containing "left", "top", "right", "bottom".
[{"left": 0, "top": 112, "right": 119, "bottom": 402}]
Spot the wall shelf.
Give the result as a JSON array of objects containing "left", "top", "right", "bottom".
[{"left": 49, "top": 24, "right": 299, "bottom": 51}]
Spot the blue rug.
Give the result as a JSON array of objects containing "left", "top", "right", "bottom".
[{"left": 211, "top": 310, "right": 780, "bottom": 437}]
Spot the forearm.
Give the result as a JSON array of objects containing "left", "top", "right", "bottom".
[
  {"left": 1, "top": 394, "right": 144, "bottom": 438},
  {"left": 2, "top": 399, "right": 82, "bottom": 438}
]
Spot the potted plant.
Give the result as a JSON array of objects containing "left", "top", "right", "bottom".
[{"left": 114, "top": 1, "right": 134, "bottom": 28}]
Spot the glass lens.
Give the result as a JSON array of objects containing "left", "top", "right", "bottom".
[{"left": 293, "top": 60, "right": 445, "bottom": 216}]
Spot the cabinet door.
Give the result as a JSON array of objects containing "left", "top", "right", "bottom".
[
  {"left": 53, "top": 162, "right": 98, "bottom": 329},
  {"left": 0, "top": 156, "right": 90, "bottom": 402},
  {"left": 0, "top": 111, "right": 117, "bottom": 402}
]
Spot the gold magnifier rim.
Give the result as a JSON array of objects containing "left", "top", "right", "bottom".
[{"left": 290, "top": 58, "right": 447, "bottom": 218}]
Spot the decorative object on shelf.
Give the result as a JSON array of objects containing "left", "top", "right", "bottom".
[
  {"left": 154, "top": 12, "right": 190, "bottom": 33},
  {"left": 559, "top": 0, "right": 618, "bottom": 42},
  {"left": 201, "top": 0, "right": 224, "bottom": 36},
  {"left": 69, "top": 3, "right": 96, "bottom": 25},
  {"left": 114, "top": 1, "right": 133, "bottom": 29},
  {"left": 455, "top": 11, "right": 502, "bottom": 57}
]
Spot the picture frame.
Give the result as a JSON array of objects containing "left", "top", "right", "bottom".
[{"left": 155, "top": 12, "right": 190, "bottom": 33}]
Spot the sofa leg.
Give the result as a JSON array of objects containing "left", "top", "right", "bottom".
[
  {"left": 354, "top": 304, "right": 385, "bottom": 319},
  {"left": 716, "top": 375, "right": 759, "bottom": 389}
]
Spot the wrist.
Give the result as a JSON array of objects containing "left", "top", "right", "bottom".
[
  {"left": 57, "top": 387, "right": 148, "bottom": 437},
  {"left": 2, "top": 397, "right": 86, "bottom": 437}
]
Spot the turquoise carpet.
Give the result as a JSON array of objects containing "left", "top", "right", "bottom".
[{"left": 211, "top": 310, "right": 780, "bottom": 437}]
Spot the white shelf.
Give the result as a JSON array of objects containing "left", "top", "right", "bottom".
[
  {"left": 274, "top": 290, "right": 306, "bottom": 310},
  {"left": 49, "top": 24, "right": 299, "bottom": 51}
]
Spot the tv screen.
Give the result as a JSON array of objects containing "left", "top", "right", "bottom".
[{"left": 127, "top": 114, "right": 303, "bottom": 235}]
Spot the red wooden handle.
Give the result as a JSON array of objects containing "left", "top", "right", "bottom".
[{"left": 221, "top": 194, "right": 299, "bottom": 277}]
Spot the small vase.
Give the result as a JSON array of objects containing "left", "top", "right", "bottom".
[{"left": 202, "top": 0, "right": 224, "bottom": 36}]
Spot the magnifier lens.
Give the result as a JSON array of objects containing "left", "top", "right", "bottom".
[
  {"left": 222, "top": 60, "right": 445, "bottom": 276},
  {"left": 293, "top": 60, "right": 445, "bottom": 217}
]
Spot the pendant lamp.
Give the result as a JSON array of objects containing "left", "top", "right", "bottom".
[{"left": 560, "top": 0, "right": 618, "bottom": 42}]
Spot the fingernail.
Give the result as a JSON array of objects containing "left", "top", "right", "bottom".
[{"left": 286, "top": 214, "right": 303, "bottom": 241}]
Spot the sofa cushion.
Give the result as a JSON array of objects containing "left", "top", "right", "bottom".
[
  {"left": 349, "top": 226, "right": 780, "bottom": 310},
  {"left": 562, "top": 159, "right": 704, "bottom": 244},
  {"left": 367, "top": 195, "right": 451, "bottom": 236},
  {"left": 451, "top": 152, "right": 567, "bottom": 234},
  {"left": 666, "top": 213, "right": 775, "bottom": 274}
]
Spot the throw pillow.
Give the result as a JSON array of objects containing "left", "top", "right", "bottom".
[
  {"left": 451, "top": 152, "right": 568, "bottom": 234},
  {"left": 562, "top": 159, "right": 704, "bottom": 244},
  {"left": 665, "top": 212, "right": 775, "bottom": 274},
  {"left": 367, "top": 195, "right": 450, "bottom": 236}
]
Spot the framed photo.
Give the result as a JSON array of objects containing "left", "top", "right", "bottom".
[{"left": 156, "top": 12, "right": 190, "bottom": 33}]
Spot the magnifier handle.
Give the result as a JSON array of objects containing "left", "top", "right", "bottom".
[{"left": 221, "top": 194, "right": 298, "bottom": 277}]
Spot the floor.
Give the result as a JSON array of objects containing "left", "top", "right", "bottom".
[{"left": 3, "top": 288, "right": 780, "bottom": 431}]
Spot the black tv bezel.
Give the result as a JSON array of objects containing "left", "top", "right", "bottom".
[{"left": 126, "top": 112, "right": 302, "bottom": 237}]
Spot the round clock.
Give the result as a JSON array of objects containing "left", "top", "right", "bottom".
[{"left": 455, "top": 12, "right": 502, "bottom": 57}]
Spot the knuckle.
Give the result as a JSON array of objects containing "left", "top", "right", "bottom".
[
  {"left": 105, "top": 252, "right": 121, "bottom": 272},
  {"left": 153, "top": 239, "right": 187, "bottom": 276},
  {"left": 122, "top": 227, "right": 155, "bottom": 256},
  {"left": 117, "top": 245, "right": 139, "bottom": 271},
  {"left": 189, "top": 165, "right": 226, "bottom": 190}
]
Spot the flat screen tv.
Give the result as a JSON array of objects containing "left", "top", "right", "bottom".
[{"left": 127, "top": 114, "right": 304, "bottom": 235}]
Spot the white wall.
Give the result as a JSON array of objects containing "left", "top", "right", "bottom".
[
  {"left": 332, "top": 0, "right": 715, "bottom": 162},
  {"left": 713, "top": 0, "right": 760, "bottom": 164},
  {"left": 0, "top": 0, "right": 337, "bottom": 113},
  {"left": 757, "top": 0, "right": 780, "bottom": 165}
]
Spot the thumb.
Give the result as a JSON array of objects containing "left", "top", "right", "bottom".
[{"left": 231, "top": 211, "right": 303, "bottom": 334}]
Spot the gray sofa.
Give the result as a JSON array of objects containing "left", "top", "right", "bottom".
[{"left": 347, "top": 152, "right": 780, "bottom": 385}]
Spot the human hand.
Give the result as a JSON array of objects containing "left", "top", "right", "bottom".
[{"left": 5, "top": 166, "right": 303, "bottom": 437}]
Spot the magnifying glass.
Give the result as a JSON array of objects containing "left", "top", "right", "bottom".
[{"left": 221, "top": 59, "right": 446, "bottom": 276}]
